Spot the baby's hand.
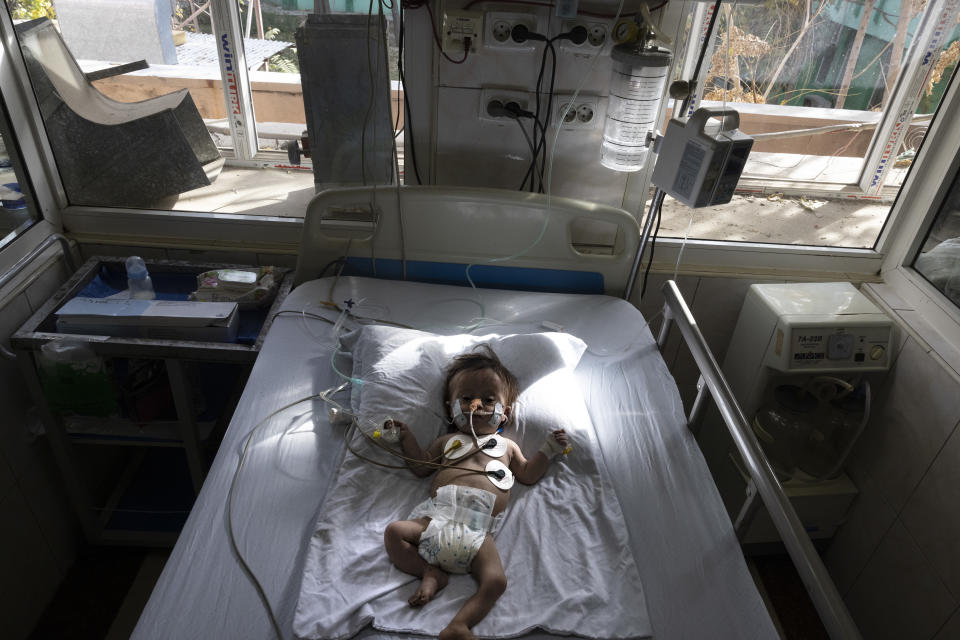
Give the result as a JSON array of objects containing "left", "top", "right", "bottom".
[
  {"left": 375, "top": 419, "right": 406, "bottom": 444},
  {"left": 539, "top": 429, "right": 571, "bottom": 459}
]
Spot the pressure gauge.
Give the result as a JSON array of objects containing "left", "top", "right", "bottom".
[{"left": 827, "top": 333, "right": 854, "bottom": 360}]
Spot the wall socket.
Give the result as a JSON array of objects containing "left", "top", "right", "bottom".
[
  {"left": 484, "top": 11, "right": 541, "bottom": 51},
  {"left": 559, "top": 19, "right": 612, "bottom": 51},
  {"left": 556, "top": 95, "right": 600, "bottom": 129},
  {"left": 479, "top": 88, "right": 532, "bottom": 123}
]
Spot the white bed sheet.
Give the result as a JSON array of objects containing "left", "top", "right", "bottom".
[{"left": 132, "top": 276, "right": 777, "bottom": 640}]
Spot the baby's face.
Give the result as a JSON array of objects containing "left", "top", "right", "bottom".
[{"left": 448, "top": 368, "right": 511, "bottom": 434}]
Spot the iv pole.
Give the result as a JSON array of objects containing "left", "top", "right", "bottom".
[{"left": 623, "top": 0, "right": 723, "bottom": 301}]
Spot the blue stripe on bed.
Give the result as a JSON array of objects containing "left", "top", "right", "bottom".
[{"left": 341, "top": 258, "right": 604, "bottom": 294}]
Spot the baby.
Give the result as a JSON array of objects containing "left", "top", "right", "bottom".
[{"left": 383, "top": 346, "right": 568, "bottom": 640}]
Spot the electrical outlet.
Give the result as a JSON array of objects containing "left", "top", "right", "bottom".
[
  {"left": 555, "top": 95, "right": 599, "bottom": 129},
  {"left": 442, "top": 10, "right": 482, "bottom": 54},
  {"left": 484, "top": 11, "right": 540, "bottom": 50},
  {"left": 479, "top": 88, "right": 532, "bottom": 123},
  {"left": 559, "top": 19, "right": 612, "bottom": 51}
]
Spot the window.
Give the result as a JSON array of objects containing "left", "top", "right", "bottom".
[
  {"left": 661, "top": 0, "right": 960, "bottom": 248},
  {"left": 0, "top": 92, "right": 40, "bottom": 250},
  {"left": 3, "top": 0, "right": 958, "bottom": 270},
  {"left": 4, "top": 0, "right": 400, "bottom": 213},
  {"left": 912, "top": 156, "right": 960, "bottom": 306}
]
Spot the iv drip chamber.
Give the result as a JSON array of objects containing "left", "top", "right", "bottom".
[{"left": 600, "top": 45, "right": 672, "bottom": 172}]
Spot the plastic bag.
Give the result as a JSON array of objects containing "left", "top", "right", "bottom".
[
  {"left": 188, "top": 266, "right": 279, "bottom": 309},
  {"left": 37, "top": 339, "right": 118, "bottom": 416}
]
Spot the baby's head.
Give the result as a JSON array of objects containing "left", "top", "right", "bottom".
[{"left": 443, "top": 345, "right": 519, "bottom": 434}]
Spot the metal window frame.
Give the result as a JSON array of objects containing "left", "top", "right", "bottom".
[
  {"left": 671, "top": 0, "right": 960, "bottom": 208},
  {"left": 210, "top": 0, "right": 260, "bottom": 160},
  {"left": 0, "top": 5, "right": 66, "bottom": 218}
]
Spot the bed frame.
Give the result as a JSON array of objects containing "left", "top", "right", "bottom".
[
  {"left": 659, "top": 281, "right": 860, "bottom": 639},
  {"left": 296, "top": 185, "right": 640, "bottom": 296},
  {"left": 298, "top": 185, "right": 862, "bottom": 640}
]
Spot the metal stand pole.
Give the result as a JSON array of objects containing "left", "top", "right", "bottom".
[{"left": 623, "top": 187, "right": 665, "bottom": 301}]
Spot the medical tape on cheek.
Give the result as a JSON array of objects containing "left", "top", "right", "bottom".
[{"left": 451, "top": 400, "right": 467, "bottom": 428}]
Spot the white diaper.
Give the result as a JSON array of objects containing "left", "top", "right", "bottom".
[{"left": 409, "top": 485, "right": 500, "bottom": 574}]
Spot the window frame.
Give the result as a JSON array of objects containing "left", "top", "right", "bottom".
[
  {"left": 869, "top": 67, "right": 960, "bottom": 376},
  {"left": 0, "top": 3, "right": 71, "bottom": 294},
  {"left": 674, "top": 0, "right": 960, "bottom": 200},
  {"left": 14, "top": 0, "right": 960, "bottom": 281},
  {"left": 0, "top": 4, "right": 64, "bottom": 219}
]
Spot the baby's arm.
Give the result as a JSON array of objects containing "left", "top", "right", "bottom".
[
  {"left": 511, "top": 429, "right": 568, "bottom": 485},
  {"left": 391, "top": 420, "right": 443, "bottom": 477}
]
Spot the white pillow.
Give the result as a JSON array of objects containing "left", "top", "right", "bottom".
[{"left": 345, "top": 325, "right": 588, "bottom": 446}]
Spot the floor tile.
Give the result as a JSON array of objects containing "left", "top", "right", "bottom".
[
  {"left": 825, "top": 476, "right": 897, "bottom": 595},
  {"left": 933, "top": 606, "right": 960, "bottom": 640},
  {"left": 901, "top": 424, "right": 960, "bottom": 598},
  {"left": 845, "top": 518, "right": 956, "bottom": 640},
  {"left": 0, "top": 490, "right": 62, "bottom": 640}
]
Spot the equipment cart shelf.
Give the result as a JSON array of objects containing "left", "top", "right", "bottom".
[{"left": 11, "top": 256, "right": 293, "bottom": 545}]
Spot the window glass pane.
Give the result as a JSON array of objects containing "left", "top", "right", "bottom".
[
  {"left": 244, "top": 1, "right": 401, "bottom": 162},
  {"left": 0, "top": 92, "right": 40, "bottom": 250},
  {"left": 662, "top": 0, "right": 960, "bottom": 248},
  {"left": 913, "top": 159, "right": 960, "bottom": 307},
  {"left": 7, "top": 0, "right": 229, "bottom": 209},
  {"left": 6, "top": 0, "right": 398, "bottom": 213}
]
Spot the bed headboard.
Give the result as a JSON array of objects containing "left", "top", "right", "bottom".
[{"left": 295, "top": 186, "right": 640, "bottom": 297}]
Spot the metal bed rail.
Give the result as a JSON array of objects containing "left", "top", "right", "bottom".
[{"left": 658, "top": 279, "right": 861, "bottom": 640}]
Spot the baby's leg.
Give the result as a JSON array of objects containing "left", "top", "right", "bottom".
[
  {"left": 383, "top": 518, "right": 448, "bottom": 607},
  {"left": 439, "top": 536, "right": 507, "bottom": 640}
]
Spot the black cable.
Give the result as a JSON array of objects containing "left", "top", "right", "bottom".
[
  {"left": 540, "top": 40, "right": 559, "bottom": 193},
  {"left": 678, "top": 0, "right": 723, "bottom": 117},
  {"left": 513, "top": 116, "right": 544, "bottom": 189},
  {"left": 523, "top": 40, "right": 556, "bottom": 192},
  {"left": 518, "top": 118, "right": 548, "bottom": 191},
  {"left": 527, "top": 41, "right": 552, "bottom": 192},
  {"left": 640, "top": 190, "right": 665, "bottom": 299},
  {"left": 397, "top": 2, "right": 423, "bottom": 184},
  {"left": 513, "top": 26, "right": 584, "bottom": 192}
]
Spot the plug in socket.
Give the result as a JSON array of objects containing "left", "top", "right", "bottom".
[
  {"left": 484, "top": 11, "right": 541, "bottom": 50},
  {"left": 556, "top": 95, "right": 600, "bottom": 129},
  {"left": 559, "top": 19, "right": 612, "bottom": 52},
  {"left": 479, "top": 88, "right": 532, "bottom": 123}
]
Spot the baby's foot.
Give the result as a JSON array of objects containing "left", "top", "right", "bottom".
[
  {"left": 408, "top": 566, "right": 448, "bottom": 607},
  {"left": 439, "top": 622, "right": 475, "bottom": 640}
]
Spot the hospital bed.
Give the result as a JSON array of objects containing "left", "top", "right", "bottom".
[{"left": 131, "top": 186, "right": 858, "bottom": 639}]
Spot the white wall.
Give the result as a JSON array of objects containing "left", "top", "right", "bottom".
[{"left": 825, "top": 330, "right": 960, "bottom": 638}]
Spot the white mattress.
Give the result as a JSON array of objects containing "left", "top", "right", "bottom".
[{"left": 132, "top": 276, "right": 777, "bottom": 640}]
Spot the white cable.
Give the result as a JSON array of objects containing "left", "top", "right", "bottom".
[
  {"left": 226, "top": 392, "right": 326, "bottom": 640},
  {"left": 673, "top": 210, "right": 696, "bottom": 281}
]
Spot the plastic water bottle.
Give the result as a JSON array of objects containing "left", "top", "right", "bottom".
[{"left": 125, "top": 256, "right": 156, "bottom": 299}]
